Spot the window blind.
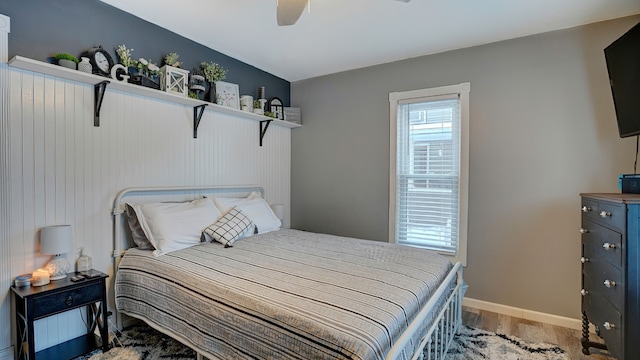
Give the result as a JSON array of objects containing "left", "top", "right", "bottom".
[{"left": 395, "top": 94, "right": 461, "bottom": 254}]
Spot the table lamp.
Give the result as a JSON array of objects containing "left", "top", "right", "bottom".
[{"left": 40, "top": 225, "right": 73, "bottom": 280}]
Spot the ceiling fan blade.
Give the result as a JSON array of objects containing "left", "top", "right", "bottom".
[{"left": 277, "top": 0, "right": 307, "bottom": 26}]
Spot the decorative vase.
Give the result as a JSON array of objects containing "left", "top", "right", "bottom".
[
  {"left": 207, "top": 82, "right": 217, "bottom": 104},
  {"left": 78, "top": 57, "right": 92, "bottom": 73},
  {"left": 58, "top": 59, "right": 76, "bottom": 70}
]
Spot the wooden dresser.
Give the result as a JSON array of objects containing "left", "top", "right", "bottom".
[{"left": 580, "top": 193, "right": 639, "bottom": 360}]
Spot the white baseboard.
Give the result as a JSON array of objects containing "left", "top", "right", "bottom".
[
  {"left": 0, "top": 346, "right": 14, "bottom": 360},
  {"left": 463, "top": 297, "right": 585, "bottom": 331}
]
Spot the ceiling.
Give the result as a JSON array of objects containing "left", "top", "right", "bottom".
[{"left": 100, "top": 0, "right": 639, "bottom": 82}]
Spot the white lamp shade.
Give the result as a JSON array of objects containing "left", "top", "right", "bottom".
[{"left": 40, "top": 225, "right": 73, "bottom": 255}]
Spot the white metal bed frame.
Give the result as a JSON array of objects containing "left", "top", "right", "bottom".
[{"left": 110, "top": 185, "right": 465, "bottom": 360}]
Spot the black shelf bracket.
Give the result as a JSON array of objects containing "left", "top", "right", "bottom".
[
  {"left": 193, "top": 104, "right": 208, "bottom": 138},
  {"left": 260, "top": 120, "right": 273, "bottom": 146},
  {"left": 94, "top": 80, "right": 110, "bottom": 127}
]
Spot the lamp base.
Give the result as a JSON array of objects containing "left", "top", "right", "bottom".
[{"left": 46, "top": 254, "right": 70, "bottom": 280}]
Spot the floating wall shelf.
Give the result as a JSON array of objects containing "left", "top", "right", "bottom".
[{"left": 8, "top": 56, "right": 300, "bottom": 143}]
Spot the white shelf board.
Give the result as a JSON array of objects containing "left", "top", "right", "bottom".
[{"left": 8, "top": 56, "right": 300, "bottom": 129}]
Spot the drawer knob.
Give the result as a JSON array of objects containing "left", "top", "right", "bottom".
[
  {"left": 603, "top": 322, "right": 615, "bottom": 330},
  {"left": 581, "top": 206, "right": 592, "bottom": 213},
  {"left": 599, "top": 211, "right": 611, "bottom": 218},
  {"left": 65, "top": 296, "right": 73, "bottom": 306},
  {"left": 580, "top": 257, "right": 589, "bottom": 264},
  {"left": 603, "top": 243, "right": 616, "bottom": 250},
  {"left": 604, "top": 279, "right": 616, "bottom": 288},
  {"left": 580, "top": 289, "right": 589, "bottom": 296},
  {"left": 579, "top": 228, "right": 589, "bottom": 234}
]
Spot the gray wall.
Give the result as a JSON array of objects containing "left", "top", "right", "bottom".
[
  {"left": 0, "top": 0, "right": 290, "bottom": 105},
  {"left": 291, "top": 15, "right": 640, "bottom": 318}
]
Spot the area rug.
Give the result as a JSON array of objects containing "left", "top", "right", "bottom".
[{"left": 78, "top": 323, "right": 569, "bottom": 360}]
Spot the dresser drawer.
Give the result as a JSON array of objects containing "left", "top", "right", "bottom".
[
  {"left": 581, "top": 199, "right": 625, "bottom": 231},
  {"left": 32, "top": 282, "right": 103, "bottom": 319},
  {"left": 586, "top": 288, "right": 623, "bottom": 359},
  {"left": 584, "top": 260, "right": 624, "bottom": 307},
  {"left": 581, "top": 219, "right": 622, "bottom": 269}
]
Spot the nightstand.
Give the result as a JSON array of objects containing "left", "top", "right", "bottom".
[{"left": 11, "top": 270, "right": 109, "bottom": 360}]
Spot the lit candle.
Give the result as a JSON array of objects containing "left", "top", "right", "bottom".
[{"left": 31, "top": 268, "right": 50, "bottom": 286}]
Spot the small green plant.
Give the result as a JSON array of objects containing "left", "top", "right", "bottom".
[
  {"left": 138, "top": 58, "right": 159, "bottom": 76},
  {"left": 253, "top": 100, "right": 261, "bottom": 109},
  {"left": 115, "top": 44, "right": 136, "bottom": 67},
  {"left": 164, "top": 52, "right": 182, "bottom": 68},
  {"left": 264, "top": 111, "right": 276, "bottom": 118},
  {"left": 54, "top": 53, "right": 79, "bottom": 64},
  {"left": 188, "top": 91, "right": 198, "bottom": 99},
  {"left": 200, "top": 61, "right": 228, "bottom": 83}
]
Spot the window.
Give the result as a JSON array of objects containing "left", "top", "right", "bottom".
[{"left": 389, "top": 83, "right": 469, "bottom": 265}]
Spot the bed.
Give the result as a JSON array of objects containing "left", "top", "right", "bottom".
[{"left": 111, "top": 186, "right": 465, "bottom": 360}]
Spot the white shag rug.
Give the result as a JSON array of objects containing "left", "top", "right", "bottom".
[{"left": 80, "top": 323, "right": 569, "bottom": 360}]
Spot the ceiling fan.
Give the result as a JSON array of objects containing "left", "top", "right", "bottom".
[{"left": 276, "top": 0, "right": 411, "bottom": 26}]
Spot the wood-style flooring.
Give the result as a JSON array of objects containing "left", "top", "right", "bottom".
[{"left": 461, "top": 307, "right": 616, "bottom": 360}]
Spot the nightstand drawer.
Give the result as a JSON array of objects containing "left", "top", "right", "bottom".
[
  {"left": 581, "top": 219, "right": 622, "bottom": 269},
  {"left": 581, "top": 199, "right": 624, "bottom": 231},
  {"left": 32, "top": 282, "right": 102, "bottom": 319}
]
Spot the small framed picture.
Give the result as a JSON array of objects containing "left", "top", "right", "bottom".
[{"left": 215, "top": 81, "right": 240, "bottom": 109}]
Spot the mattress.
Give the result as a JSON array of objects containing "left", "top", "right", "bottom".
[{"left": 115, "top": 229, "right": 453, "bottom": 360}]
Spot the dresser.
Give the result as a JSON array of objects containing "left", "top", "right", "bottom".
[{"left": 580, "top": 194, "right": 639, "bottom": 360}]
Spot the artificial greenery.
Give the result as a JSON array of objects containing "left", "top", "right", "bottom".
[
  {"left": 54, "top": 53, "right": 79, "bottom": 64},
  {"left": 253, "top": 100, "right": 261, "bottom": 109},
  {"left": 116, "top": 44, "right": 137, "bottom": 68},
  {"left": 164, "top": 52, "right": 182, "bottom": 68},
  {"left": 201, "top": 61, "right": 228, "bottom": 83},
  {"left": 264, "top": 111, "right": 276, "bottom": 118},
  {"left": 188, "top": 91, "right": 198, "bottom": 99}
]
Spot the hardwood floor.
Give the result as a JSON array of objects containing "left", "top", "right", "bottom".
[{"left": 461, "top": 307, "right": 616, "bottom": 360}]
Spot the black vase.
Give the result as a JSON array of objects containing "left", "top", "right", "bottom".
[{"left": 207, "top": 82, "right": 217, "bottom": 104}]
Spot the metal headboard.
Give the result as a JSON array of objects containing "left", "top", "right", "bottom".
[{"left": 110, "top": 185, "right": 264, "bottom": 329}]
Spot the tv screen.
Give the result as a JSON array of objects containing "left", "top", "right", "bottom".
[{"left": 605, "top": 21, "right": 640, "bottom": 138}]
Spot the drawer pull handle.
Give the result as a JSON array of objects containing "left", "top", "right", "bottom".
[
  {"left": 603, "top": 243, "right": 616, "bottom": 250},
  {"left": 580, "top": 289, "right": 589, "bottom": 296},
  {"left": 580, "top": 257, "right": 589, "bottom": 264},
  {"left": 65, "top": 296, "right": 73, "bottom": 306},
  {"left": 579, "top": 228, "right": 589, "bottom": 234},
  {"left": 603, "top": 322, "right": 615, "bottom": 330},
  {"left": 582, "top": 206, "right": 591, "bottom": 213},
  {"left": 603, "top": 280, "right": 616, "bottom": 288},
  {"left": 600, "top": 211, "right": 611, "bottom": 218}
]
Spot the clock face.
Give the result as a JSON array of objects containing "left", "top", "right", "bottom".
[{"left": 95, "top": 52, "right": 110, "bottom": 72}]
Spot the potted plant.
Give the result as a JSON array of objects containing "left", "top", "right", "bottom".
[
  {"left": 164, "top": 52, "right": 182, "bottom": 68},
  {"left": 116, "top": 44, "right": 138, "bottom": 75},
  {"left": 201, "top": 61, "right": 228, "bottom": 103},
  {"left": 54, "top": 53, "right": 79, "bottom": 69},
  {"left": 253, "top": 100, "right": 264, "bottom": 115}
]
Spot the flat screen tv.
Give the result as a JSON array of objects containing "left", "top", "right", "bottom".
[{"left": 605, "top": 21, "right": 640, "bottom": 138}]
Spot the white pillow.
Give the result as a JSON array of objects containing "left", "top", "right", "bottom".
[
  {"left": 131, "top": 198, "right": 222, "bottom": 256},
  {"left": 213, "top": 192, "right": 281, "bottom": 234},
  {"left": 204, "top": 206, "right": 254, "bottom": 247}
]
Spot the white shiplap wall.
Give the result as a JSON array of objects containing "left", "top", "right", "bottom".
[
  {"left": 1, "top": 39, "right": 292, "bottom": 354},
  {"left": 0, "top": 13, "right": 13, "bottom": 360}
]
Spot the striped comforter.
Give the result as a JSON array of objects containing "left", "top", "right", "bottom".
[{"left": 115, "top": 229, "right": 453, "bottom": 360}]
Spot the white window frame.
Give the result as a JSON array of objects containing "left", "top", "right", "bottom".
[{"left": 389, "top": 83, "right": 470, "bottom": 265}]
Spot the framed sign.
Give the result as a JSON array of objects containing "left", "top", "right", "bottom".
[{"left": 215, "top": 81, "right": 240, "bottom": 109}]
